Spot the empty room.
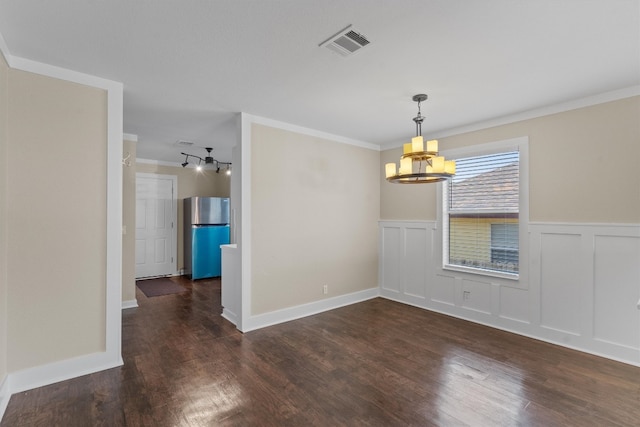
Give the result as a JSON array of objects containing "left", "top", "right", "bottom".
[{"left": 0, "top": 1, "right": 639, "bottom": 425}]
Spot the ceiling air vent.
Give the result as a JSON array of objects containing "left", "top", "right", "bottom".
[
  {"left": 176, "top": 140, "right": 194, "bottom": 146},
  {"left": 319, "top": 25, "right": 370, "bottom": 57}
]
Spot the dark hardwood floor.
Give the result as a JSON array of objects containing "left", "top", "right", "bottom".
[{"left": 3, "top": 276, "right": 640, "bottom": 426}]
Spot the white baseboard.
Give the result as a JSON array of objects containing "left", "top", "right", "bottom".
[
  {"left": 0, "top": 349, "right": 122, "bottom": 423},
  {"left": 221, "top": 309, "right": 238, "bottom": 326},
  {"left": 381, "top": 293, "right": 640, "bottom": 368},
  {"left": 0, "top": 374, "right": 10, "bottom": 422},
  {"left": 241, "top": 287, "right": 380, "bottom": 332},
  {"left": 121, "top": 299, "right": 138, "bottom": 310},
  {"left": 9, "top": 350, "right": 123, "bottom": 395}
]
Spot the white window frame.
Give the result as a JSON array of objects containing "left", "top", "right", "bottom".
[{"left": 436, "top": 136, "right": 529, "bottom": 285}]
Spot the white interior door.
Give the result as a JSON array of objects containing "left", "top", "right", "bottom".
[{"left": 135, "top": 173, "right": 177, "bottom": 278}]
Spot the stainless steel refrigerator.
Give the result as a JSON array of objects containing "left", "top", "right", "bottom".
[{"left": 183, "top": 197, "right": 230, "bottom": 279}]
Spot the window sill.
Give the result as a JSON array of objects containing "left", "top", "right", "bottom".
[{"left": 443, "top": 264, "right": 519, "bottom": 281}]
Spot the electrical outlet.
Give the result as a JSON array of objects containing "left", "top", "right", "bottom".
[{"left": 323, "top": 285, "right": 328, "bottom": 295}]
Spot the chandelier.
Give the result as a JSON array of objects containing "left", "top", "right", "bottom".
[
  {"left": 181, "top": 147, "right": 231, "bottom": 174},
  {"left": 385, "top": 94, "right": 455, "bottom": 183}
]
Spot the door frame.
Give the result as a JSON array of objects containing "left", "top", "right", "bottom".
[{"left": 135, "top": 172, "right": 178, "bottom": 277}]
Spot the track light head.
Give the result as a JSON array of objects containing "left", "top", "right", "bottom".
[{"left": 182, "top": 161, "right": 188, "bottom": 168}]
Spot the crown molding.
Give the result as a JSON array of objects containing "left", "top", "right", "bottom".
[
  {"left": 246, "top": 114, "right": 379, "bottom": 151},
  {"left": 136, "top": 158, "right": 185, "bottom": 168},
  {"left": 381, "top": 85, "right": 640, "bottom": 150}
]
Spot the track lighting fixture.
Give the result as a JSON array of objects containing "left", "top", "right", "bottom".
[{"left": 180, "top": 147, "right": 232, "bottom": 174}]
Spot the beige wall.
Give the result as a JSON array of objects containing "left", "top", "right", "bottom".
[
  {"left": 381, "top": 96, "right": 640, "bottom": 223},
  {"left": 122, "top": 139, "right": 137, "bottom": 302},
  {"left": 135, "top": 162, "right": 230, "bottom": 272},
  {"left": 7, "top": 70, "right": 108, "bottom": 371},
  {"left": 0, "top": 51, "right": 9, "bottom": 386},
  {"left": 251, "top": 124, "right": 380, "bottom": 315}
]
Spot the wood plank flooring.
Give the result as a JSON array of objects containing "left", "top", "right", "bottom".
[{"left": 2, "top": 276, "right": 640, "bottom": 426}]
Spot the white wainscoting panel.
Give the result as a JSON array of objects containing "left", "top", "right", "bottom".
[
  {"left": 403, "top": 226, "right": 429, "bottom": 300},
  {"left": 499, "top": 286, "right": 530, "bottom": 324},
  {"left": 431, "top": 274, "right": 456, "bottom": 306},
  {"left": 461, "top": 278, "right": 492, "bottom": 314},
  {"left": 380, "top": 225, "right": 402, "bottom": 294},
  {"left": 538, "top": 232, "right": 583, "bottom": 336},
  {"left": 379, "top": 220, "right": 640, "bottom": 366},
  {"left": 593, "top": 234, "right": 640, "bottom": 349}
]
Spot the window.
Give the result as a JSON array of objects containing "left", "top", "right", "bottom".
[
  {"left": 444, "top": 149, "right": 521, "bottom": 278},
  {"left": 490, "top": 223, "right": 519, "bottom": 266}
]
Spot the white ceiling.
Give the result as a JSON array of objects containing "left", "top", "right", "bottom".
[{"left": 0, "top": 1, "right": 638, "bottom": 164}]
